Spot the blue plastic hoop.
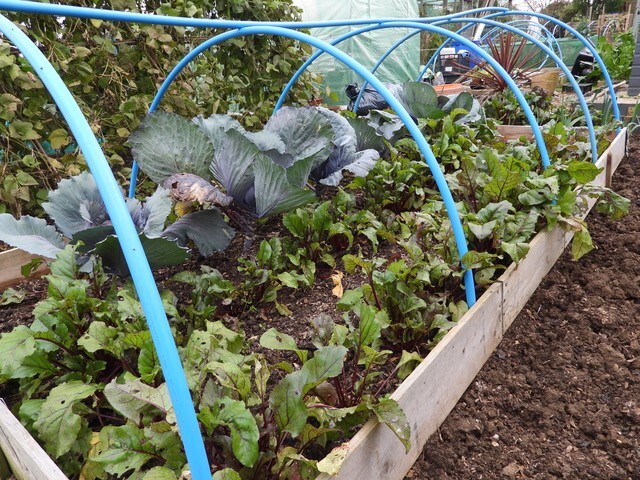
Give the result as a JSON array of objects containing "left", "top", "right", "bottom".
[
  {"left": 422, "top": 10, "right": 621, "bottom": 122},
  {"left": 427, "top": 17, "right": 598, "bottom": 163},
  {"left": 268, "top": 21, "right": 551, "bottom": 169},
  {"left": 274, "top": 7, "right": 509, "bottom": 112}
]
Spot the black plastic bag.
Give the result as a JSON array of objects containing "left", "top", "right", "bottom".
[
  {"left": 345, "top": 83, "right": 389, "bottom": 116},
  {"left": 571, "top": 48, "right": 595, "bottom": 78}
]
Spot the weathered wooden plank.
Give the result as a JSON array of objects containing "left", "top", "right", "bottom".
[
  {"left": 317, "top": 282, "right": 504, "bottom": 480},
  {"left": 495, "top": 124, "right": 538, "bottom": 141},
  {"left": 0, "top": 249, "right": 49, "bottom": 290},
  {"left": 0, "top": 400, "right": 68, "bottom": 480},
  {"left": 500, "top": 226, "right": 570, "bottom": 331},
  {"left": 0, "top": 446, "right": 11, "bottom": 480}
]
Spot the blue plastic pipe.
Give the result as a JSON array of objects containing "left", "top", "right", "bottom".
[
  {"left": 422, "top": 16, "right": 559, "bottom": 83},
  {"left": 356, "top": 19, "right": 559, "bottom": 111},
  {"left": 274, "top": 7, "right": 510, "bottom": 112},
  {"left": 351, "top": 19, "right": 596, "bottom": 164},
  {"left": 426, "top": 17, "right": 598, "bottom": 163},
  {"left": 0, "top": 0, "right": 506, "bottom": 30},
  {"left": 0, "top": 14, "right": 213, "bottom": 480},
  {"left": 423, "top": 10, "right": 621, "bottom": 122},
  {"left": 269, "top": 21, "right": 551, "bottom": 169},
  {"left": 135, "top": 25, "right": 478, "bottom": 306},
  {"left": 504, "top": 10, "right": 620, "bottom": 122}
]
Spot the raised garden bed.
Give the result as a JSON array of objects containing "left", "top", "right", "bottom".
[{"left": 0, "top": 128, "right": 627, "bottom": 480}]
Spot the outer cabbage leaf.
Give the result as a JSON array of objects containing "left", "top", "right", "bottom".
[
  {"left": 245, "top": 129, "right": 287, "bottom": 155},
  {"left": 345, "top": 115, "right": 388, "bottom": 154},
  {"left": 262, "top": 106, "right": 333, "bottom": 168},
  {"left": 126, "top": 186, "right": 173, "bottom": 237},
  {"left": 401, "top": 81, "right": 441, "bottom": 119},
  {"left": 319, "top": 149, "right": 380, "bottom": 187},
  {"left": 0, "top": 214, "right": 64, "bottom": 258},
  {"left": 163, "top": 209, "right": 235, "bottom": 256},
  {"left": 253, "top": 155, "right": 316, "bottom": 218},
  {"left": 367, "top": 110, "right": 406, "bottom": 142},
  {"left": 316, "top": 106, "right": 354, "bottom": 142},
  {"left": 129, "top": 111, "right": 213, "bottom": 183},
  {"left": 193, "top": 114, "right": 245, "bottom": 151},
  {"left": 43, "top": 171, "right": 109, "bottom": 237},
  {"left": 72, "top": 225, "right": 116, "bottom": 253},
  {"left": 91, "top": 234, "right": 189, "bottom": 276}
]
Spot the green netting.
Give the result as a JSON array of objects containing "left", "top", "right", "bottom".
[{"left": 293, "top": 0, "right": 420, "bottom": 104}]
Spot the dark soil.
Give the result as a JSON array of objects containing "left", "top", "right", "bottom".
[{"left": 407, "top": 140, "right": 640, "bottom": 479}]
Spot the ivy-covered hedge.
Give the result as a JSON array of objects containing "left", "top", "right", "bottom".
[{"left": 0, "top": 0, "right": 319, "bottom": 216}]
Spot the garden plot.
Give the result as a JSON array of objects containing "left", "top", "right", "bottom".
[{"left": 0, "top": 86, "right": 624, "bottom": 478}]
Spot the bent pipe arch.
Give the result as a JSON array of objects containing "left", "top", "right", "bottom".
[
  {"left": 424, "top": 17, "right": 598, "bottom": 163},
  {"left": 0, "top": 0, "right": 507, "bottom": 32},
  {"left": 0, "top": 14, "right": 213, "bottom": 480},
  {"left": 137, "top": 26, "right": 478, "bottom": 307},
  {"left": 503, "top": 10, "right": 620, "bottom": 122},
  {"left": 269, "top": 22, "right": 551, "bottom": 170},
  {"left": 422, "top": 16, "right": 558, "bottom": 83},
  {"left": 354, "top": 19, "right": 561, "bottom": 120},
  {"left": 351, "top": 17, "right": 560, "bottom": 110},
  {"left": 274, "top": 6, "right": 509, "bottom": 112},
  {"left": 423, "top": 10, "right": 621, "bottom": 122}
]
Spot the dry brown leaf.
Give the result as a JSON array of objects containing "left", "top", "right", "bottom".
[{"left": 331, "top": 271, "right": 344, "bottom": 298}]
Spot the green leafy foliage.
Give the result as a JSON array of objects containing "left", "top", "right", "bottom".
[
  {"left": 282, "top": 198, "right": 355, "bottom": 268},
  {"left": 590, "top": 31, "right": 635, "bottom": 81},
  {"left": 483, "top": 87, "right": 553, "bottom": 126},
  {"left": 0, "top": 88, "right": 631, "bottom": 480}
]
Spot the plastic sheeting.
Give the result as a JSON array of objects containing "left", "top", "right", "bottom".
[{"left": 292, "top": 0, "right": 420, "bottom": 104}]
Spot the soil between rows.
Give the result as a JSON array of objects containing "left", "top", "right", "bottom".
[{"left": 407, "top": 138, "right": 640, "bottom": 479}]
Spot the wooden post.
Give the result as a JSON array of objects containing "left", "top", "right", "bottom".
[
  {"left": 0, "top": 400, "right": 68, "bottom": 480},
  {"left": 0, "top": 249, "right": 49, "bottom": 290}
]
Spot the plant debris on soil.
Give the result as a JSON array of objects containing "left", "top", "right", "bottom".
[{"left": 407, "top": 138, "right": 640, "bottom": 479}]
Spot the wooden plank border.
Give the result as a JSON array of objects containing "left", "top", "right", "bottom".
[
  {"left": 0, "top": 129, "right": 628, "bottom": 480},
  {"left": 0, "top": 400, "right": 67, "bottom": 480}
]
